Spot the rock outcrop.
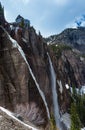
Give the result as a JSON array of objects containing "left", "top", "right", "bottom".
[
  {"left": 48, "top": 43, "right": 85, "bottom": 113},
  {"left": 46, "top": 27, "right": 85, "bottom": 53},
  {"left": 0, "top": 106, "right": 40, "bottom": 130},
  {"left": 0, "top": 26, "right": 49, "bottom": 128}
]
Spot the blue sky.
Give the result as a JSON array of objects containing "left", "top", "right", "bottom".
[{"left": 0, "top": 0, "right": 85, "bottom": 37}]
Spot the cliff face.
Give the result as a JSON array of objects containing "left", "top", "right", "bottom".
[
  {"left": 46, "top": 27, "right": 85, "bottom": 53},
  {"left": 49, "top": 44, "right": 85, "bottom": 113},
  {"left": 0, "top": 26, "right": 50, "bottom": 128},
  {"left": 14, "top": 26, "right": 52, "bottom": 107},
  {"left": 0, "top": 7, "right": 85, "bottom": 129}
]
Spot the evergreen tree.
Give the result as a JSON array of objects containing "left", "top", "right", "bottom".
[
  {"left": 76, "top": 95, "right": 85, "bottom": 126},
  {"left": 0, "top": 2, "right": 2, "bottom": 10},
  {"left": 70, "top": 103, "right": 81, "bottom": 130},
  {"left": 20, "top": 18, "right": 24, "bottom": 28},
  {"left": 71, "top": 86, "right": 85, "bottom": 127},
  {"left": 72, "top": 85, "right": 77, "bottom": 99},
  {"left": 0, "top": 2, "right": 4, "bottom": 14},
  {"left": 38, "top": 31, "right": 41, "bottom": 36}
]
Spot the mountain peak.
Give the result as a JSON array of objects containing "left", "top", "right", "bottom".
[{"left": 46, "top": 27, "right": 85, "bottom": 53}]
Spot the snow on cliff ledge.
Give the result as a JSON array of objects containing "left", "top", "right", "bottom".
[{"left": 0, "top": 106, "right": 39, "bottom": 130}]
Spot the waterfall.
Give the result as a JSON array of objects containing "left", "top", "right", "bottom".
[
  {"left": 7, "top": 34, "right": 50, "bottom": 119},
  {"left": 47, "top": 53, "right": 62, "bottom": 130}
]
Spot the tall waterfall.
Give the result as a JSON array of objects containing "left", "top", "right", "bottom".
[
  {"left": 8, "top": 33, "right": 50, "bottom": 119},
  {"left": 47, "top": 53, "right": 62, "bottom": 130}
]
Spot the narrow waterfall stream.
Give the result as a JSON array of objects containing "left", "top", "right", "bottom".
[
  {"left": 8, "top": 33, "right": 50, "bottom": 120},
  {"left": 47, "top": 53, "right": 62, "bottom": 130}
]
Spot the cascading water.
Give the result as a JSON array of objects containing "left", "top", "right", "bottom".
[
  {"left": 47, "top": 53, "right": 62, "bottom": 130},
  {"left": 7, "top": 32, "right": 50, "bottom": 120}
]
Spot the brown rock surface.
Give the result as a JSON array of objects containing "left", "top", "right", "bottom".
[
  {"left": 0, "top": 107, "right": 40, "bottom": 130},
  {"left": 0, "top": 26, "right": 48, "bottom": 128}
]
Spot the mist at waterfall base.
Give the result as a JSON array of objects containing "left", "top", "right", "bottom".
[{"left": 47, "top": 53, "right": 62, "bottom": 130}]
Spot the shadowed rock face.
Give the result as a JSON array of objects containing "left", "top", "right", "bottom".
[
  {"left": 0, "top": 27, "right": 29, "bottom": 109},
  {"left": 12, "top": 26, "right": 53, "bottom": 112},
  {"left": 0, "top": 26, "right": 49, "bottom": 128}
]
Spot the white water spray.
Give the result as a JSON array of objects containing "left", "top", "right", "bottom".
[{"left": 47, "top": 53, "right": 62, "bottom": 130}]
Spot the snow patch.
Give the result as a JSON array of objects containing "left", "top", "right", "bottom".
[
  {"left": 65, "top": 84, "right": 69, "bottom": 89},
  {"left": 70, "top": 86, "right": 85, "bottom": 95},
  {"left": 0, "top": 107, "right": 39, "bottom": 130},
  {"left": 15, "top": 27, "right": 19, "bottom": 36},
  {"left": 47, "top": 41, "right": 52, "bottom": 45},
  {"left": 8, "top": 35, "right": 17, "bottom": 48},
  {"left": 70, "top": 87, "right": 80, "bottom": 94},
  {"left": 80, "top": 86, "right": 85, "bottom": 94},
  {"left": 81, "top": 127, "right": 85, "bottom": 130},
  {"left": 56, "top": 44, "right": 58, "bottom": 47},
  {"left": 57, "top": 80, "right": 63, "bottom": 93},
  {"left": 80, "top": 57, "right": 84, "bottom": 61}
]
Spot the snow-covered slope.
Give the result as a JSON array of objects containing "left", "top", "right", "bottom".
[{"left": 0, "top": 106, "right": 39, "bottom": 130}]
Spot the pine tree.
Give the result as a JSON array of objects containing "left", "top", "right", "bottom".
[
  {"left": 0, "top": 2, "right": 4, "bottom": 15},
  {"left": 70, "top": 103, "right": 81, "bottom": 130},
  {"left": 71, "top": 86, "right": 85, "bottom": 127},
  {"left": 0, "top": 2, "right": 2, "bottom": 10},
  {"left": 20, "top": 18, "right": 24, "bottom": 28},
  {"left": 77, "top": 95, "right": 85, "bottom": 126}
]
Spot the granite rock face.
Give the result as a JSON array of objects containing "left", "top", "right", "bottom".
[
  {"left": 46, "top": 27, "right": 85, "bottom": 53},
  {"left": 12, "top": 25, "right": 53, "bottom": 113},
  {"left": 0, "top": 26, "right": 49, "bottom": 128},
  {"left": 49, "top": 44, "right": 85, "bottom": 113}
]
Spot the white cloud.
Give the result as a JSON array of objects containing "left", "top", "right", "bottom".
[
  {"left": 74, "top": 15, "right": 85, "bottom": 27},
  {"left": 65, "top": 22, "right": 77, "bottom": 29},
  {"left": 65, "top": 14, "right": 85, "bottom": 29},
  {"left": 81, "top": 21, "right": 85, "bottom": 26},
  {"left": 19, "top": 0, "right": 30, "bottom": 4},
  {"left": 9, "top": 0, "right": 30, "bottom": 5},
  {"left": 54, "top": 0, "right": 69, "bottom": 6}
]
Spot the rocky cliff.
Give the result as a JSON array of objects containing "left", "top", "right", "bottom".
[
  {"left": 0, "top": 25, "right": 51, "bottom": 129},
  {"left": 0, "top": 3, "right": 85, "bottom": 130},
  {"left": 48, "top": 44, "right": 85, "bottom": 113},
  {"left": 46, "top": 27, "right": 85, "bottom": 53}
]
